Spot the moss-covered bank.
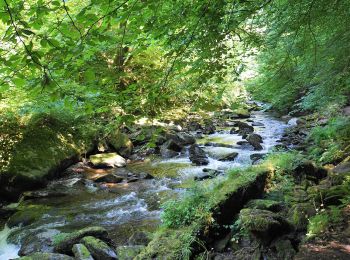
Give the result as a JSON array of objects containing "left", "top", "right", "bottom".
[
  {"left": 137, "top": 166, "right": 269, "bottom": 259},
  {"left": 0, "top": 111, "right": 96, "bottom": 200}
]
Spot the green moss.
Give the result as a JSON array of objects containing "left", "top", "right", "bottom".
[
  {"left": 137, "top": 165, "right": 269, "bottom": 259},
  {"left": 0, "top": 112, "right": 96, "bottom": 197},
  {"left": 245, "top": 199, "right": 283, "bottom": 212},
  {"left": 127, "top": 160, "right": 191, "bottom": 178},
  {"left": 7, "top": 204, "right": 50, "bottom": 227}
]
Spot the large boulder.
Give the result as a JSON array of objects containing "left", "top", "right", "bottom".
[
  {"left": 18, "top": 228, "right": 60, "bottom": 256},
  {"left": 54, "top": 226, "right": 110, "bottom": 254},
  {"left": 189, "top": 144, "right": 209, "bottom": 165},
  {"left": 107, "top": 131, "right": 133, "bottom": 158},
  {"left": 239, "top": 208, "right": 290, "bottom": 243},
  {"left": 89, "top": 153, "right": 126, "bottom": 168},
  {"left": 246, "top": 134, "right": 263, "bottom": 150},
  {"left": 0, "top": 112, "right": 95, "bottom": 201},
  {"left": 80, "top": 236, "right": 117, "bottom": 260}
]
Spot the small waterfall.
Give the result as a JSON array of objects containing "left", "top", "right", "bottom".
[{"left": 0, "top": 225, "right": 20, "bottom": 260}]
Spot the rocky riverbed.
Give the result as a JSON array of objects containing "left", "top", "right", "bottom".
[{"left": 0, "top": 107, "right": 292, "bottom": 259}]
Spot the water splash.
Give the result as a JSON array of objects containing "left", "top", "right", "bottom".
[{"left": 0, "top": 225, "right": 20, "bottom": 260}]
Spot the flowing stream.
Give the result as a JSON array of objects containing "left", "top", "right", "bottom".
[{"left": 0, "top": 111, "right": 289, "bottom": 259}]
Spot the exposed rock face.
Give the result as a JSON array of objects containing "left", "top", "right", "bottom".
[
  {"left": 89, "top": 153, "right": 126, "bottom": 168},
  {"left": 107, "top": 131, "right": 133, "bottom": 158},
  {"left": 72, "top": 244, "right": 94, "bottom": 260},
  {"left": 246, "top": 134, "right": 263, "bottom": 150},
  {"left": 54, "top": 226, "right": 110, "bottom": 254},
  {"left": 189, "top": 144, "right": 209, "bottom": 165},
  {"left": 80, "top": 236, "right": 117, "bottom": 260}
]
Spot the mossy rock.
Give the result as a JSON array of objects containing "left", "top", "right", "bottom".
[
  {"left": 7, "top": 204, "right": 50, "bottom": 228},
  {"left": 80, "top": 236, "right": 117, "bottom": 260},
  {"left": 0, "top": 112, "right": 95, "bottom": 200},
  {"left": 53, "top": 226, "right": 109, "bottom": 254},
  {"left": 239, "top": 208, "right": 290, "bottom": 243},
  {"left": 308, "top": 184, "right": 350, "bottom": 206},
  {"left": 14, "top": 252, "right": 73, "bottom": 260},
  {"left": 245, "top": 199, "right": 283, "bottom": 212},
  {"left": 72, "top": 243, "right": 94, "bottom": 260},
  {"left": 287, "top": 202, "right": 316, "bottom": 231},
  {"left": 89, "top": 153, "right": 126, "bottom": 168},
  {"left": 108, "top": 131, "right": 133, "bottom": 158},
  {"left": 117, "top": 245, "right": 145, "bottom": 260}
]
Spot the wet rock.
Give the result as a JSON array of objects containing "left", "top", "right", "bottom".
[
  {"left": 21, "top": 190, "right": 67, "bottom": 201},
  {"left": 54, "top": 226, "right": 110, "bottom": 254},
  {"left": 246, "top": 134, "right": 263, "bottom": 150},
  {"left": 164, "top": 131, "right": 196, "bottom": 146},
  {"left": 229, "top": 127, "right": 238, "bottom": 134},
  {"left": 18, "top": 228, "right": 60, "bottom": 256},
  {"left": 189, "top": 144, "right": 209, "bottom": 165},
  {"left": 204, "top": 142, "right": 235, "bottom": 148},
  {"left": 217, "top": 152, "right": 238, "bottom": 161},
  {"left": 252, "top": 122, "right": 264, "bottom": 127},
  {"left": 14, "top": 252, "right": 74, "bottom": 260},
  {"left": 137, "top": 172, "right": 154, "bottom": 180},
  {"left": 239, "top": 208, "right": 290, "bottom": 243},
  {"left": 287, "top": 202, "right": 316, "bottom": 231},
  {"left": 7, "top": 205, "right": 49, "bottom": 228},
  {"left": 292, "top": 161, "right": 328, "bottom": 183},
  {"left": 203, "top": 122, "right": 216, "bottom": 135},
  {"left": 234, "top": 121, "right": 254, "bottom": 136},
  {"left": 80, "top": 236, "right": 117, "bottom": 260},
  {"left": 72, "top": 243, "right": 94, "bottom": 260},
  {"left": 237, "top": 141, "right": 250, "bottom": 146},
  {"left": 245, "top": 199, "right": 283, "bottom": 212},
  {"left": 108, "top": 131, "right": 133, "bottom": 158},
  {"left": 194, "top": 171, "right": 219, "bottom": 181},
  {"left": 117, "top": 245, "right": 145, "bottom": 259},
  {"left": 89, "top": 153, "right": 126, "bottom": 168},
  {"left": 94, "top": 173, "right": 124, "bottom": 183},
  {"left": 160, "top": 140, "right": 182, "bottom": 158},
  {"left": 250, "top": 154, "right": 266, "bottom": 164},
  {"left": 0, "top": 204, "right": 17, "bottom": 219}
]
